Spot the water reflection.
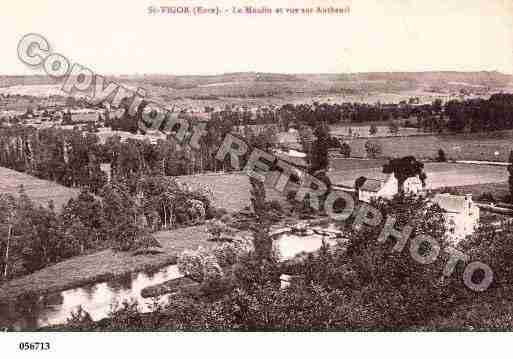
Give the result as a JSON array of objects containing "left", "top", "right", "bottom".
[
  {"left": 0, "top": 265, "right": 181, "bottom": 330},
  {"left": 0, "top": 226, "right": 345, "bottom": 330},
  {"left": 276, "top": 233, "right": 338, "bottom": 260}
]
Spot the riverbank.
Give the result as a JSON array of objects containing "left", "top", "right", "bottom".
[{"left": 0, "top": 225, "right": 215, "bottom": 303}]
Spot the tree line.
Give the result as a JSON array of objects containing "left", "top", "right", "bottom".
[
  {"left": 0, "top": 174, "right": 213, "bottom": 281},
  {"left": 0, "top": 121, "right": 280, "bottom": 195},
  {"left": 445, "top": 93, "right": 513, "bottom": 132}
]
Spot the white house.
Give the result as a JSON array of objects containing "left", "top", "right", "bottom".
[
  {"left": 431, "top": 193, "right": 480, "bottom": 242},
  {"left": 358, "top": 174, "right": 424, "bottom": 203}
]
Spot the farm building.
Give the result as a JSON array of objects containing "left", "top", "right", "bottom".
[
  {"left": 358, "top": 174, "right": 424, "bottom": 203},
  {"left": 70, "top": 112, "right": 100, "bottom": 123},
  {"left": 273, "top": 149, "right": 308, "bottom": 170},
  {"left": 431, "top": 193, "right": 480, "bottom": 242},
  {"left": 277, "top": 129, "right": 302, "bottom": 151}
]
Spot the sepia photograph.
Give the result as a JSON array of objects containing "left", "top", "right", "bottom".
[{"left": 0, "top": 0, "right": 513, "bottom": 356}]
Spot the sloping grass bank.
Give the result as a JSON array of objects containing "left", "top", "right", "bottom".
[{"left": 0, "top": 225, "right": 215, "bottom": 303}]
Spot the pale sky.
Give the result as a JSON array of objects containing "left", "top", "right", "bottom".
[{"left": 1, "top": 0, "right": 512, "bottom": 75}]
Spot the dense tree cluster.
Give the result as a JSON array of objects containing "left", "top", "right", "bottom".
[
  {"left": 275, "top": 101, "right": 428, "bottom": 129},
  {"left": 0, "top": 121, "right": 275, "bottom": 194},
  {"left": 64, "top": 194, "right": 509, "bottom": 331},
  {"left": 0, "top": 126, "right": 107, "bottom": 193},
  {"left": 0, "top": 175, "right": 212, "bottom": 281},
  {"left": 445, "top": 94, "right": 513, "bottom": 132},
  {"left": 175, "top": 93, "right": 513, "bottom": 135},
  {"left": 0, "top": 189, "right": 95, "bottom": 279}
]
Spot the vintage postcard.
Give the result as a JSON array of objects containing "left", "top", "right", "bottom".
[{"left": 0, "top": 0, "right": 512, "bottom": 357}]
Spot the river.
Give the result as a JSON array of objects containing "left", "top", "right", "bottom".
[{"left": 0, "top": 229, "right": 342, "bottom": 330}]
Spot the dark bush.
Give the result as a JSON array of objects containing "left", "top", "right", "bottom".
[
  {"left": 436, "top": 149, "right": 447, "bottom": 162},
  {"left": 266, "top": 200, "right": 283, "bottom": 213},
  {"left": 339, "top": 142, "right": 351, "bottom": 158},
  {"left": 208, "top": 207, "right": 229, "bottom": 219},
  {"left": 477, "top": 192, "right": 495, "bottom": 203}
]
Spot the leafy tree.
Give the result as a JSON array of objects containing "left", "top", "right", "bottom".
[
  {"left": 297, "top": 125, "right": 314, "bottom": 168},
  {"left": 508, "top": 150, "right": 513, "bottom": 202},
  {"left": 230, "top": 177, "right": 280, "bottom": 292},
  {"left": 248, "top": 177, "right": 273, "bottom": 261},
  {"left": 343, "top": 194, "right": 459, "bottom": 329},
  {"left": 382, "top": 156, "right": 426, "bottom": 193},
  {"left": 354, "top": 176, "right": 367, "bottom": 192},
  {"left": 13, "top": 193, "right": 64, "bottom": 272},
  {"left": 310, "top": 123, "right": 330, "bottom": 173},
  {"left": 369, "top": 124, "right": 378, "bottom": 136},
  {"left": 436, "top": 149, "right": 447, "bottom": 162},
  {"left": 99, "top": 181, "right": 142, "bottom": 250},
  {"left": 339, "top": 142, "right": 351, "bottom": 158},
  {"left": 60, "top": 189, "right": 104, "bottom": 248},
  {"left": 0, "top": 194, "right": 17, "bottom": 279}
]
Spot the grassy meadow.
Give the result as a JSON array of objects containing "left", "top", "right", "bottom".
[
  {"left": 343, "top": 130, "right": 513, "bottom": 162},
  {"left": 328, "top": 162, "right": 508, "bottom": 190},
  {"left": 0, "top": 167, "right": 80, "bottom": 211},
  {"left": 177, "top": 172, "right": 287, "bottom": 212}
]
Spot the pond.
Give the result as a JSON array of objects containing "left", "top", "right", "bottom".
[
  {"left": 0, "top": 224, "right": 346, "bottom": 330},
  {"left": 276, "top": 231, "right": 340, "bottom": 260},
  {"left": 0, "top": 265, "right": 181, "bottom": 330}
]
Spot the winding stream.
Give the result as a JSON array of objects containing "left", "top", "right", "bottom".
[{"left": 0, "top": 228, "right": 343, "bottom": 330}]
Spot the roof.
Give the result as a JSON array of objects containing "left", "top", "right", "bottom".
[
  {"left": 274, "top": 151, "right": 308, "bottom": 169},
  {"left": 71, "top": 113, "right": 99, "bottom": 122},
  {"left": 277, "top": 131, "right": 299, "bottom": 144},
  {"left": 432, "top": 194, "right": 466, "bottom": 213},
  {"left": 360, "top": 178, "right": 384, "bottom": 192}
]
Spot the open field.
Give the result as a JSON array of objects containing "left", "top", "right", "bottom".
[
  {"left": 449, "top": 182, "right": 510, "bottom": 201},
  {"left": 345, "top": 130, "right": 513, "bottom": 162},
  {"left": 0, "top": 225, "right": 215, "bottom": 302},
  {"left": 178, "top": 172, "right": 286, "bottom": 212},
  {"left": 329, "top": 157, "right": 388, "bottom": 171},
  {"left": 178, "top": 173, "right": 253, "bottom": 212},
  {"left": 177, "top": 161, "right": 508, "bottom": 210},
  {"left": 0, "top": 167, "right": 80, "bottom": 211},
  {"left": 329, "top": 162, "right": 508, "bottom": 189},
  {"left": 330, "top": 124, "right": 421, "bottom": 138}
]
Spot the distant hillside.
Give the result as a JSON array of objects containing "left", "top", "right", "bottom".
[
  {"left": 2, "top": 71, "right": 511, "bottom": 104},
  {"left": 119, "top": 72, "right": 305, "bottom": 90},
  {"left": 0, "top": 75, "right": 61, "bottom": 88},
  {"left": 2, "top": 71, "right": 511, "bottom": 89},
  {"left": 309, "top": 71, "right": 512, "bottom": 86}
]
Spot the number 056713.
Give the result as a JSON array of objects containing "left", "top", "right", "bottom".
[{"left": 18, "top": 342, "right": 51, "bottom": 351}]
